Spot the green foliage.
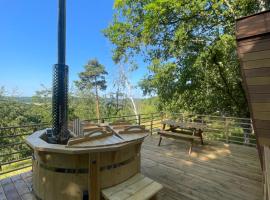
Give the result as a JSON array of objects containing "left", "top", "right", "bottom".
[
  {"left": 137, "top": 97, "right": 159, "bottom": 114},
  {"left": 75, "top": 59, "right": 108, "bottom": 91},
  {"left": 102, "top": 92, "right": 127, "bottom": 116},
  {"left": 31, "top": 85, "right": 52, "bottom": 123},
  {"left": 70, "top": 90, "right": 97, "bottom": 120},
  {"left": 104, "top": 0, "right": 260, "bottom": 117},
  {"left": 0, "top": 100, "right": 32, "bottom": 126}
]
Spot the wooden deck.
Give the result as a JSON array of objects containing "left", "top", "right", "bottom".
[{"left": 0, "top": 135, "right": 263, "bottom": 200}]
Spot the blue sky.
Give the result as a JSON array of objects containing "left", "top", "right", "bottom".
[{"left": 0, "top": 0, "right": 147, "bottom": 97}]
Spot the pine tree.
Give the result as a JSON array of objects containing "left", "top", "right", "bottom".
[{"left": 75, "top": 59, "right": 107, "bottom": 121}]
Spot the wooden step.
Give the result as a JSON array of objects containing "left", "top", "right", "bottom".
[{"left": 102, "top": 173, "right": 163, "bottom": 200}]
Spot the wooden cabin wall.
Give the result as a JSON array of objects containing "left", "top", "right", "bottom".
[{"left": 236, "top": 10, "right": 270, "bottom": 200}]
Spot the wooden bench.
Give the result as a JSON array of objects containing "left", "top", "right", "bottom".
[
  {"left": 158, "top": 130, "right": 202, "bottom": 154},
  {"left": 102, "top": 173, "right": 163, "bottom": 200}
]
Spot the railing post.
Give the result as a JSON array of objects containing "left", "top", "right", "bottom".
[
  {"left": 225, "top": 117, "right": 229, "bottom": 143},
  {"left": 33, "top": 126, "right": 38, "bottom": 132},
  {"left": 160, "top": 112, "right": 164, "bottom": 130},
  {"left": 161, "top": 112, "right": 164, "bottom": 121},
  {"left": 138, "top": 114, "right": 141, "bottom": 125},
  {"left": 150, "top": 113, "right": 153, "bottom": 135},
  {"left": 248, "top": 119, "right": 254, "bottom": 145}
]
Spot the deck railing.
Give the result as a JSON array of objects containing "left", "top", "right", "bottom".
[{"left": 0, "top": 112, "right": 256, "bottom": 176}]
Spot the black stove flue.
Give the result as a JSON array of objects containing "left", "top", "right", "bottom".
[{"left": 51, "top": 0, "right": 69, "bottom": 144}]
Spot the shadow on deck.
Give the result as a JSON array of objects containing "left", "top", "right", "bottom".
[{"left": 0, "top": 135, "right": 263, "bottom": 200}]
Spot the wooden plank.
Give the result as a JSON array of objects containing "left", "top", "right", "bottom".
[
  {"left": 67, "top": 130, "right": 113, "bottom": 146},
  {"left": 252, "top": 103, "right": 270, "bottom": 112},
  {"left": 12, "top": 177, "right": 30, "bottom": 197},
  {"left": 240, "top": 50, "right": 270, "bottom": 61},
  {"left": 102, "top": 174, "right": 145, "bottom": 197},
  {"left": 36, "top": 151, "right": 89, "bottom": 169},
  {"left": 158, "top": 131, "right": 198, "bottom": 140},
  {"left": 253, "top": 112, "right": 270, "bottom": 120},
  {"left": 143, "top": 144, "right": 261, "bottom": 183},
  {"left": 0, "top": 184, "right": 7, "bottom": 200},
  {"left": 100, "top": 154, "right": 140, "bottom": 188},
  {"left": 119, "top": 133, "right": 148, "bottom": 142},
  {"left": 107, "top": 176, "right": 154, "bottom": 200},
  {"left": 238, "top": 34, "right": 270, "bottom": 47},
  {"left": 249, "top": 93, "right": 270, "bottom": 103},
  {"left": 238, "top": 38, "right": 270, "bottom": 54},
  {"left": 236, "top": 11, "right": 270, "bottom": 39},
  {"left": 142, "top": 153, "right": 260, "bottom": 200},
  {"left": 1, "top": 181, "right": 21, "bottom": 200},
  {"left": 255, "top": 129, "right": 270, "bottom": 138},
  {"left": 259, "top": 137, "right": 270, "bottom": 146},
  {"left": 20, "top": 171, "right": 32, "bottom": 180},
  {"left": 243, "top": 59, "right": 270, "bottom": 69},
  {"left": 126, "top": 181, "right": 163, "bottom": 200},
  {"left": 248, "top": 85, "right": 270, "bottom": 94},
  {"left": 89, "top": 152, "right": 101, "bottom": 200},
  {"left": 237, "top": 25, "right": 267, "bottom": 39},
  {"left": 21, "top": 192, "right": 36, "bottom": 200},
  {"left": 36, "top": 165, "right": 88, "bottom": 200},
  {"left": 254, "top": 119, "right": 270, "bottom": 129},
  {"left": 143, "top": 137, "right": 262, "bottom": 182},
  {"left": 73, "top": 135, "right": 123, "bottom": 148},
  {"left": 246, "top": 77, "right": 270, "bottom": 85},
  {"left": 236, "top": 16, "right": 267, "bottom": 40},
  {"left": 236, "top": 13, "right": 265, "bottom": 31},
  {"left": 244, "top": 68, "right": 270, "bottom": 77},
  {"left": 143, "top": 142, "right": 260, "bottom": 190},
  {"left": 99, "top": 144, "right": 137, "bottom": 166},
  {"left": 265, "top": 12, "right": 270, "bottom": 33}
]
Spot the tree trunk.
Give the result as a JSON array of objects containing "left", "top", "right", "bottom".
[{"left": 94, "top": 76, "right": 100, "bottom": 122}]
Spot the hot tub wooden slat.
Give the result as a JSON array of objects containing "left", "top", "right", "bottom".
[
  {"left": 66, "top": 125, "right": 148, "bottom": 148},
  {"left": 70, "top": 135, "right": 124, "bottom": 148},
  {"left": 116, "top": 126, "right": 149, "bottom": 142}
]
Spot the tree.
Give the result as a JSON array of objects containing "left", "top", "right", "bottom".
[
  {"left": 75, "top": 59, "right": 108, "bottom": 120},
  {"left": 259, "top": 0, "right": 270, "bottom": 10},
  {"left": 104, "top": 0, "right": 260, "bottom": 117}
]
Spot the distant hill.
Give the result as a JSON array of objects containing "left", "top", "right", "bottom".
[
  {"left": 0, "top": 96, "right": 32, "bottom": 103},
  {"left": 0, "top": 95, "right": 157, "bottom": 106}
]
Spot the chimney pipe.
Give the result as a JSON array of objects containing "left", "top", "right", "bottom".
[{"left": 52, "top": 0, "right": 69, "bottom": 144}]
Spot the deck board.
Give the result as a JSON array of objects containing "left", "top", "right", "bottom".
[{"left": 0, "top": 135, "right": 263, "bottom": 200}]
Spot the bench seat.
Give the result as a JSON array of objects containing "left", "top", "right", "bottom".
[
  {"left": 158, "top": 130, "right": 199, "bottom": 140},
  {"left": 102, "top": 173, "right": 163, "bottom": 200},
  {"left": 157, "top": 130, "right": 203, "bottom": 154}
]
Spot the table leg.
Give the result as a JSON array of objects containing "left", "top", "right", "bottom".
[
  {"left": 199, "top": 130, "right": 204, "bottom": 145},
  {"left": 89, "top": 152, "right": 101, "bottom": 200},
  {"left": 189, "top": 140, "right": 194, "bottom": 155},
  {"left": 158, "top": 136, "right": 162, "bottom": 146},
  {"left": 162, "top": 123, "right": 166, "bottom": 130}
]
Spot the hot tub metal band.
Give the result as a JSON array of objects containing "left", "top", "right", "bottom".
[{"left": 34, "top": 153, "right": 139, "bottom": 174}]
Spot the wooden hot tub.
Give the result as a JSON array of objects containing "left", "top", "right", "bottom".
[{"left": 26, "top": 124, "right": 148, "bottom": 200}]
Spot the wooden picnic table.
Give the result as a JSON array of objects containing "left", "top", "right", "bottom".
[
  {"left": 161, "top": 119, "right": 206, "bottom": 132},
  {"left": 158, "top": 119, "right": 206, "bottom": 154}
]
